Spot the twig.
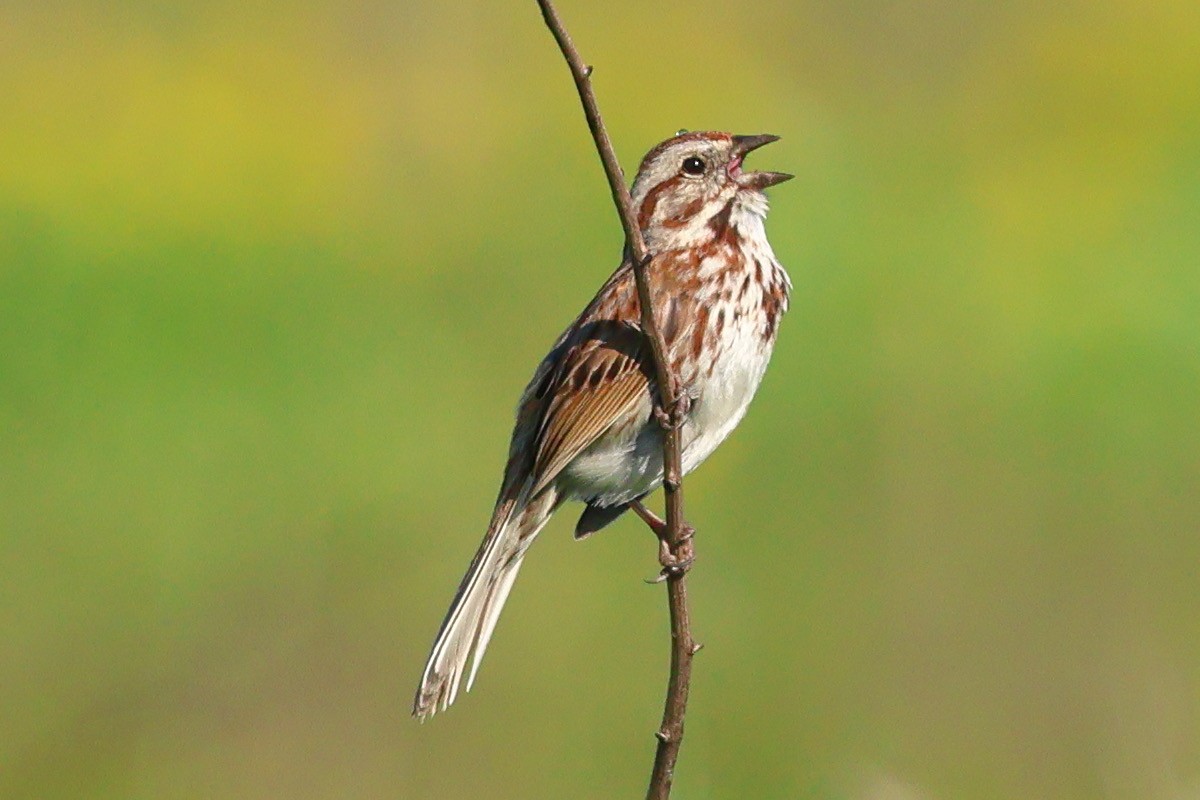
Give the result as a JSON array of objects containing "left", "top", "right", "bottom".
[{"left": 534, "top": 2, "right": 697, "bottom": 798}]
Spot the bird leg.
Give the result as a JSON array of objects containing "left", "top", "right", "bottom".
[
  {"left": 630, "top": 499, "right": 695, "bottom": 581},
  {"left": 629, "top": 498, "right": 667, "bottom": 537}
]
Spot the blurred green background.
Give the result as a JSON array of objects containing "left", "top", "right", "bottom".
[{"left": 3, "top": 1, "right": 1199, "bottom": 798}]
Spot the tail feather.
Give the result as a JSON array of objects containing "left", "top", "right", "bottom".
[
  {"left": 467, "top": 555, "right": 524, "bottom": 691},
  {"left": 413, "top": 489, "right": 556, "bottom": 720}
]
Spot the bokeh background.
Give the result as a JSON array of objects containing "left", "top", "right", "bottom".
[{"left": 3, "top": 1, "right": 1199, "bottom": 798}]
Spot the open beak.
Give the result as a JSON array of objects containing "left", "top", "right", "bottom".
[{"left": 730, "top": 133, "right": 793, "bottom": 190}]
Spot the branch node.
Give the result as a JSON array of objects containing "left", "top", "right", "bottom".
[
  {"left": 583, "top": 64, "right": 593, "bottom": 77},
  {"left": 655, "top": 729, "right": 671, "bottom": 744}
]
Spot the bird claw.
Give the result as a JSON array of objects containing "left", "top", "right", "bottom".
[
  {"left": 656, "top": 535, "right": 695, "bottom": 578},
  {"left": 653, "top": 393, "right": 691, "bottom": 430},
  {"left": 642, "top": 536, "right": 695, "bottom": 584},
  {"left": 629, "top": 500, "right": 695, "bottom": 582}
]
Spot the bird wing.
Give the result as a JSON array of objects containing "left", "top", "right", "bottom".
[{"left": 525, "top": 317, "right": 653, "bottom": 498}]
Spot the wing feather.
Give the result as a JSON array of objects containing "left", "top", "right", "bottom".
[{"left": 527, "top": 320, "right": 651, "bottom": 496}]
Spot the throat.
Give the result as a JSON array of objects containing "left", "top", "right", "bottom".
[{"left": 701, "top": 193, "right": 770, "bottom": 251}]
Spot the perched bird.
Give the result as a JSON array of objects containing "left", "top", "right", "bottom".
[{"left": 414, "top": 131, "right": 792, "bottom": 720}]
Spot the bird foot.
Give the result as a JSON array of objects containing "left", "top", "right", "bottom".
[
  {"left": 656, "top": 536, "right": 695, "bottom": 579},
  {"left": 646, "top": 542, "right": 695, "bottom": 583},
  {"left": 630, "top": 500, "right": 695, "bottom": 582},
  {"left": 653, "top": 392, "right": 691, "bottom": 430}
]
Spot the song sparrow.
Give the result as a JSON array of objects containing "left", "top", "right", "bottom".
[{"left": 414, "top": 131, "right": 792, "bottom": 720}]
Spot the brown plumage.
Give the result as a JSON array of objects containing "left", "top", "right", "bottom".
[{"left": 413, "top": 131, "right": 793, "bottom": 720}]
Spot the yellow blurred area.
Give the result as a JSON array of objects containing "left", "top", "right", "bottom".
[{"left": 2, "top": 1, "right": 1198, "bottom": 798}]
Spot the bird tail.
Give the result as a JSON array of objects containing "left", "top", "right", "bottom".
[{"left": 412, "top": 487, "right": 557, "bottom": 720}]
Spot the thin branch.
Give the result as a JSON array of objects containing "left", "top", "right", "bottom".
[{"left": 534, "top": 2, "right": 697, "bottom": 798}]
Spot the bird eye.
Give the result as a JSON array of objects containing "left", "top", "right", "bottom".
[{"left": 681, "top": 156, "right": 706, "bottom": 176}]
